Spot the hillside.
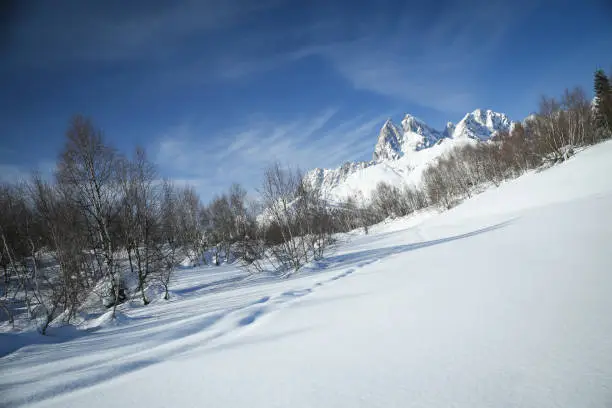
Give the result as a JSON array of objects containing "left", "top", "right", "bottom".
[{"left": 2, "top": 140, "right": 611, "bottom": 407}]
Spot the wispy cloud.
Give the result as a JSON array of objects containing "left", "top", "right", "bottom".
[
  {"left": 205, "top": 0, "right": 538, "bottom": 113},
  {"left": 0, "top": 160, "right": 56, "bottom": 183},
  {"left": 153, "top": 109, "right": 389, "bottom": 199},
  {"left": 319, "top": 0, "right": 528, "bottom": 113}
]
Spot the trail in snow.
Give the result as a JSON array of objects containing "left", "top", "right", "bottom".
[
  {"left": 1, "top": 249, "right": 378, "bottom": 406},
  {"left": 1, "top": 141, "right": 612, "bottom": 408}
]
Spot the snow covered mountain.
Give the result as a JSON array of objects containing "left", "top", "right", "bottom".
[
  {"left": 373, "top": 115, "right": 444, "bottom": 162},
  {"left": 303, "top": 161, "right": 372, "bottom": 194},
  {"left": 452, "top": 109, "right": 513, "bottom": 141},
  {"left": 306, "top": 109, "right": 514, "bottom": 201}
]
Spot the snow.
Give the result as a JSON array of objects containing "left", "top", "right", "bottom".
[
  {"left": 307, "top": 109, "right": 513, "bottom": 201},
  {"left": 399, "top": 114, "right": 442, "bottom": 152},
  {"left": 327, "top": 137, "right": 475, "bottom": 201},
  {"left": 453, "top": 109, "right": 513, "bottom": 141},
  {"left": 2, "top": 141, "right": 612, "bottom": 407}
]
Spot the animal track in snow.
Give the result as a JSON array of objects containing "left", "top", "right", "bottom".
[
  {"left": 237, "top": 308, "right": 267, "bottom": 327},
  {"left": 281, "top": 289, "right": 312, "bottom": 298},
  {"left": 252, "top": 296, "right": 270, "bottom": 305},
  {"left": 330, "top": 268, "right": 355, "bottom": 281}
]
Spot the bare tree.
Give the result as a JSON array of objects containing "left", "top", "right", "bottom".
[
  {"left": 0, "top": 178, "right": 78, "bottom": 334},
  {"left": 208, "top": 194, "right": 234, "bottom": 263},
  {"left": 176, "top": 185, "right": 206, "bottom": 266},
  {"left": 55, "top": 115, "right": 124, "bottom": 317},
  {"left": 423, "top": 164, "right": 453, "bottom": 209},
  {"left": 116, "top": 147, "right": 159, "bottom": 305},
  {"left": 0, "top": 182, "right": 28, "bottom": 325},
  {"left": 155, "top": 180, "right": 179, "bottom": 300},
  {"left": 402, "top": 185, "right": 428, "bottom": 213},
  {"left": 294, "top": 181, "right": 335, "bottom": 261},
  {"left": 561, "top": 87, "right": 595, "bottom": 146},
  {"left": 258, "top": 162, "right": 306, "bottom": 274},
  {"left": 151, "top": 181, "right": 204, "bottom": 300}
]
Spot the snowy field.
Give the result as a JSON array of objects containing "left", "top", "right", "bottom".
[{"left": 2, "top": 141, "right": 612, "bottom": 407}]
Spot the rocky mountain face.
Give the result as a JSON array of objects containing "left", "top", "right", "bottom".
[
  {"left": 372, "top": 109, "right": 512, "bottom": 163},
  {"left": 305, "top": 109, "right": 514, "bottom": 200},
  {"left": 372, "top": 120, "right": 403, "bottom": 162},
  {"left": 303, "top": 161, "right": 372, "bottom": 193},
  {"left": 451, "top": 109, "right": 513, "bottom": 141}
]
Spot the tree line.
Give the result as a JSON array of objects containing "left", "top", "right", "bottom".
[
  {"left": 1, "top": 69, "right": 611, "bottom": 334},
  {"left": 0, "top": 117, "right": 206, "bottom": 332}
]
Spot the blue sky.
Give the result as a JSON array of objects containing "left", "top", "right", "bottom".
[{"left": 1, "top": 0, "right": 611, "bottom": 199}]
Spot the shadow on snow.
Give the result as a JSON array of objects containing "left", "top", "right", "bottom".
[{"left": 0, "top": 219, "right": 511, "bottom": 406}]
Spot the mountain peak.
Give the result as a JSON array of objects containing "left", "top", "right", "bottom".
[
  {"left": 400, "top": 115, "right": 443, "bottom": 152},
  {"left": 373, "top": 119, "right": 402, "bottom": 162},
  {"left": 374, "top": 115, "right": 446, "bottom": 162},
  {"left": 443, "top": 122, "right": 456, "bottom": 139},
  {"left": 401, "top": 113, "right": 427, "bottom": 125},
  {"left": 471, "top": 108, "right": 484, "bottom": 116},
  {"left": 453, "top": 109, "right": 512, "bottom": 141},
  {"left": 381, "top": 118, "right": 395, "bottom": 131}
]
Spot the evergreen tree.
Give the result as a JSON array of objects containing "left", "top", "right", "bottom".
[{"left": 594, "top": 69, "right": 612, "bottom": 136}]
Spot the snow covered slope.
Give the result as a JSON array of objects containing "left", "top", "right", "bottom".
[
  {"left": 307, "top": 109, "right": 513, "bottom": 201},
  {"left": 2, "top": 141, "right": 612, "bottom": 408}
]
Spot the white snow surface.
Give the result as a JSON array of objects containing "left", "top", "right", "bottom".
[
  {"left": 2, "top": 141, "right": 612, "bottom": 407},
  {"left": 306, "top": 109, "right": 513, "bottom": 201}
]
